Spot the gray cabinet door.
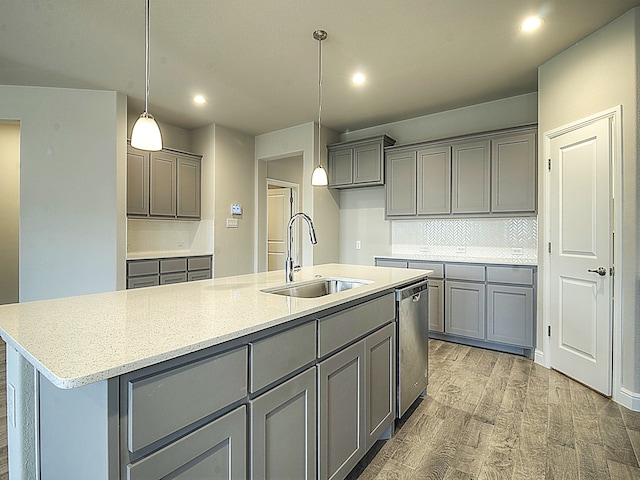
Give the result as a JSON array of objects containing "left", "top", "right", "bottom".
[
  {"left": 417, "top": 146, "right": 451, "bottom": 215},
  {"left": 491, "top": 132, "right": 536, "bottom": 213},
  {"left": 127, "top": 406, "right": 246, "bottom": 480},
  {"left": 150, "top": 152, "right": 177, "bottom": 217},
  {"left": 385, "top": 150, "right": 417, "bottom": 216},
  {"left": 445, "top": 280, "right": 486, "bottom": 339},
  {"left": 318, "top": 340, "right": 365, "bottom": 480},
  {"left": 427, "top": 279, "right": 445, "bottom": 333},
  {"left": 127, "top": 147, "right": 149, "bottom": 216},
  {"left": 365, "top": 323, "right": 395, "bottom": 450},
  {"left": 353, "top": 143, "right": 382, "bottom": 184},
  {"left": 250, "top": 367, "right": 316, "bottom": 480},
  {"left": 451, "top": 140, "right": 490, "bottom": 214},
  {"left": 177, "top": 156, "right": 201, "bottom": 218},
  {"left": 486, "top": 285, "right": 534, "bottom": 347},
  {"left": 328, "top": 148, "right": 353, "bottom": 186}
]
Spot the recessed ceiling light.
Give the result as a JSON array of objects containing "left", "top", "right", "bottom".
[
  {"left": 193, "top": 95, "right": 207, "bottom": 105},
  {"left": 521, "top": 16, "right": 543, "bottom": 32},
  {"left": 352, "top": 73, "right": 366, "bottom": 85}
]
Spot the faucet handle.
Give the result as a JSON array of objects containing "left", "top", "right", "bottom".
[{"left": 293, "top": 265, "right": 301, "bottom": 272}]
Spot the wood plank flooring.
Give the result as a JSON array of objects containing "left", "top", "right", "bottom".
[{"left": 349, "top": 339, "right": 640, "bottom": 480}]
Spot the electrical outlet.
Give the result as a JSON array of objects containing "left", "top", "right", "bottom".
[
  {"left": 512, "top": 247, "right": 523, "bottom": 255},
  {"left": 420, "top": 246, "right": 430, "bottom": 253},
  {"left": 177, "top": 242, "right": 185, "bottom": 249},
  {"left": 355, "top": 240, "right": 361, "bottom": 250},
  {"left": 456, "top": 246, "right": 466, "bottom": 254}
]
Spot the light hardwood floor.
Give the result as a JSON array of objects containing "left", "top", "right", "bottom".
[{"left": 349, "top": 339, "right": 640, "bottom": 480}]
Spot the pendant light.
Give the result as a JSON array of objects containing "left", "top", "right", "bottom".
[
  {"left": 311, "top": 30, "right": 328, "bottom": 186},
  {"left": 131, "top": 0, "right": 163, "bottom": 151}
]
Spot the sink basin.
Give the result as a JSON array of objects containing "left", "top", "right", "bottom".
[{"left": 262, "top": 277, "right": 371, "bottom": 298}]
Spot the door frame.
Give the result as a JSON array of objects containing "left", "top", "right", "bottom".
[
  {"left": 541, "top": 105, "right": 623, "bottom": 402},
  {"left": 266, "top": 178, "right": 299, "bottom": 271}
]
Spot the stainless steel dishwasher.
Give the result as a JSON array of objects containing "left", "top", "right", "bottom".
[{"left": 396, "top": 279, "right": 429, "bottom": 418}]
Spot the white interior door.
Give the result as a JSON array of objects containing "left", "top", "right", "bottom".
[
  {"left": 267, "top": 187, "right": 292, "bottom": 271},
  {"left": 548, "top": 115, "right": 613, "bottom": 395}
]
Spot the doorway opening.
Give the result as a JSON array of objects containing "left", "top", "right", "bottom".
[
  {"left": 0, "top": 121, "right": 20, "bottom": 304},
  {"left": 267, "top": 180, "right": 299, "bottom": 271}
]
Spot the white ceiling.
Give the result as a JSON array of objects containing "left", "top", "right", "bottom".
[{"left": 1, "top": 1, "right": 639, "bottom": 135}]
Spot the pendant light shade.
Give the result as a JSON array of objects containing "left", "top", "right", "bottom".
[
  {"left": 131, "top": 0, "right": 162, "bottom": 151},
  {"left": 311, "top": 164, "right": 328, "bottom": 186},
  {"left": 311, "top": 29, "right": 328, "bottom": 186}
]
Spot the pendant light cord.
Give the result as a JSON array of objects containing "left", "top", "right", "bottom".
[
  {"left": 144, "top": 0, "right": 150, "bottom": 114},
  {"left": 317, "top": 35, "right": 322, "bottom": 168}
]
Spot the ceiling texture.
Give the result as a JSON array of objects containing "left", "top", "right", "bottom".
[{"left": 1, "top": 0, "right": 639, "bottom": 136}]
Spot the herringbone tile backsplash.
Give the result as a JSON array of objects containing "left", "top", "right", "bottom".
[{"left": 391, "top": 217, "right": 537, "bottom": 262}]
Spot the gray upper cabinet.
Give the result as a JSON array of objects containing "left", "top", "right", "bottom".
[
  {"left": 491, "top": 132, "right": 537, "bottom": 213},
  {"left": 384, "top": 126, "right": 537, "bottom": 218},
  {"left": 127, "top": 143, "right": 202, "bottom": 220},
  {"left": 177, "top": 156, "right": 201, "bottom": 218},
  {"left": 417, "top": 146, "right": 452, "bottom": 215},
  {"left": 385, "top": 150, "right": 417, "bottom": 216},
  {"left": 127, "top": 147, "right": 149, "bottom": 216},
  {"left": 451, "top": 140, "right": 490, "bottom": 214},
  {"left": 328, "top": 135, "right": 396, "bottom": 189},
  {"left": 150, "top": 151, "right": 177, "bottom": 217}
]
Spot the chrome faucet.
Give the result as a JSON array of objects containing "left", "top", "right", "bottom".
[{"left": 286, "top": 212, "right": 318, "bottom": 282}]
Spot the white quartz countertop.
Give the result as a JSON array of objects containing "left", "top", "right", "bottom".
[
  {"left": 375, "top": 254, "right": 537, "bottom": 266},
  {"left": 0, "top": 264, "right": 429, "bottom": 390}
]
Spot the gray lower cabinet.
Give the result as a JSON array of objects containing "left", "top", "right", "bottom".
[
  {"left": 318, "top": 339, "right": 366, "bottom": 480},
  {"left": 486, "top": 285, "right": 533, "bottom": 347},
  {"left": 127, "top": 255, "right": 212, "bottom": 289},
  {"left": 427, "top": 279, "right": 445, "bottom": 333},
  {"left": 127, "top": 406, "right": 246, "bottom": 480},
  {"left": 374, "top": 258, "right": 408, "bottom": 269},
  {"left": 365, "top": 323, "right": 395, "bottom": 450},
  {"left": 445, "top": 281, "right": 486, "bottom": 340},
  {"left": 250, "top": 367, "right": 316, "bottom": 480}
]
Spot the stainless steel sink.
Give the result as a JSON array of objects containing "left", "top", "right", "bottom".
[{"left": 262, "top": 277, "right": 371, "bottom": 298}]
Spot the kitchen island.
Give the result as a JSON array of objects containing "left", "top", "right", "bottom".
[{"left": 0, "top": 263, "right": 430, "bottom": 480}]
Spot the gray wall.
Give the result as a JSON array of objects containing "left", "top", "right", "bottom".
[
  {"left": 213, "top": 124, "right": 256, "bottom": 277},
  {"left": 538, "top": 8, "right": 639, "bottom": 394},
  {"left": 0, "top": 86, "right": 127, "bottom": 301},
  {"left": 339, "top": 93, "right": 538, "bottom": 266},
  {"left": 0, "top": 123, "right": 20, "bottom": 304}
]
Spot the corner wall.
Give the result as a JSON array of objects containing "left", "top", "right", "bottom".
[
  {"left": 538, "top": 8, "right": 639, "bottom": 401},
  {"left": 0, "top": 85, "right": 127, "bottom": 301},
  {"left": 0, "top": 123, "right": 20, "bottom": 304}
]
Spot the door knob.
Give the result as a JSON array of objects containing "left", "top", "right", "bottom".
[{"left": 587, "top": 267, "right": 607, "bottom": 276}]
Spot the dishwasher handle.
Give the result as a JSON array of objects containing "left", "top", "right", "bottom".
[{"left": 396, "top": 279, "right": 429, "bottom": 301}]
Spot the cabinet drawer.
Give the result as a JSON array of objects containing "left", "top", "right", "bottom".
[
  {"left": 375, "top": 259, "right": 408, "bottom": 269},
  {"left": 486, "top": 266, "right": 534, "bottom": 285},
  {"left": 128, "top": 260, "right": 159, "bottom": 277},
  {"left": 127, "top": 406, "right": 246, "bottom": 480},
  {"left": 250, "top": 321, "right": 316, "bottom": 393},
  {"left": 127, "top": 275, "right": 159, "bottom": 289},
  {"left": 188, "top": 256, "right": 212, "bottom": 271},
  {"left": 160, "top": 257, "right": 187, "bottom": 273},
  {"left": 127, "top": 346, "right": 248, "bottom": 453},
  {"left": 318, "top": 293, "right": 395, "bottom": 358},
  {"left": 159, "top": 272, "right": 188, "bottom": 285},
  {"left": 408, "top": 261, "right": 444, "bottom": 278},
  {"left": 445, "top": 263, "right": 485, "bottom": 282},
  {"left": 188, "top": 270, "right": 211, "bottom": 282}
]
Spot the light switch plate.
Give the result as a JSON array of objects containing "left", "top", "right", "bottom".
[{"left": 226, "top": 218, "right": 239, "bottom": 228}]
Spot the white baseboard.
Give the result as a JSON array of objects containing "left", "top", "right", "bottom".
[
  {"left": 616, "top": 387, "right": 640, "bottom": 412},
  {"left": 534, "top": 349, "right": 546, "bottom": 367}
]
